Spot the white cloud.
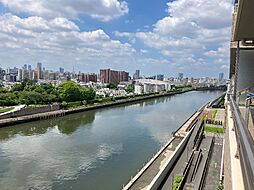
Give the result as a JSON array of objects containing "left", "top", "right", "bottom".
[
  {"left": 166, "top": 0, "right": 232, "bottom": 29},
  {"left": 113, "top": 31, "right": 132, "bottom": 38},
  {"left": 0, "top": 14, "right": 134, "bottom": 70},
  {"left": 204, "top": 43, "right": 229, "bottom": 59},
  {"left": 140, "top": 49, "right": 148, "bottom": 54},
  {"left": 0, "top": 0, "right": 233, "bottom": 76},
  {"left": 124, "top": 0, "right": 233, "bottom": 75},
  {"left": 0, "top": 0, "right": 129, "bottom": 21}
]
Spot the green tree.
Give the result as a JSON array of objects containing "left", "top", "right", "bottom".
[
  {"left": 58, "top": 81, "right": 84, "bottom": 102},
  {"left": 21, "top": 79, "right": 37, "bottom": 87},
  {"left": 19, "top": 91, "right": 43, "bottom": 105},
  {"left": 106, "top": 83, "right": 118, "bottom": 89},
  {"left": 82, "top": 87, "right": 96, "bottom": 101},
  {"left": 125, "top": 84, "right": 134, "bottom": 93},
  {"left": 58, "top": 81, "right": 96, "bottom": 102},
  {"left": 0, "top": 93, "right": 18, "bottom": 106},
  {"left": 40, "top": 83, "right": 55, "bottom": 94},
  {"left": 11, "top": 83, "right": 24, "bottom": 91}
]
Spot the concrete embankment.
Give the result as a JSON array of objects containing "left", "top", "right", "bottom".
[
  {"left": 0, "top": 90, "right": 191, "bottom": 127},
  {"left": 123, "top": 103, "right": 206, "bottom": 190}
]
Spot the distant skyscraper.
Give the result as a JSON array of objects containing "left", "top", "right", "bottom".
[
  {"left": 0, "top": 67, "right": 4, "bottom": 80},
  {"left": 28, "top": 65, "right": 32, "bottom": 71},
  {"left": 37, "top": 62, "right": 42, "bottom": 80},
  {"left": 23, "top": 64, "right": 27, "bottom": 70},
  {"left": 178, "top": 73, "right": 184, "bottom": 80},
  {"left": 59, "top": 67, "right": 64, "bottom": 74},
  {"left": 156, "top": 74, "right": 164, "bottom": 81},
  {"left": 17, "top": 69, "right": 22, "bottom": 81},
  {"left": 219, "top": 73, "right": 224, "bottom": 81},
  {"left": 133, "top": 70, "right": 140, "bottom": 80}
]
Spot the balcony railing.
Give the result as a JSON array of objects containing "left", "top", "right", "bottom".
[{"left": 229, "top": 95, "right": 254, "bottom": 190}]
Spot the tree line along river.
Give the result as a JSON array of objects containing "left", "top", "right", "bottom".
[{"left": 0, "top": 90, "right": 223, "bottom": 190}]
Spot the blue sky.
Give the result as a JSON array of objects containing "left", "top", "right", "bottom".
[{"left": 0, "top": 0, "right": 233, "bottom": 78}]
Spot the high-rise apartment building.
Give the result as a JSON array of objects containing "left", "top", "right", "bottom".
[
  {"left": 156, "top": 74, "right": 164, "bottom": 81},
  {"left": 133, "top": 70, "right": 140, "bottom": 80},
  {"left": 100, "top": 69, "right": 110, "bottom": 83},
  {"left": 178, "top": 73, "right": 184, "bottom": 80},
  {"left": 59, "top": 67, "right": 64, "bottom": 74},
  {"left": 219, "top": 73, "right": 224, "bottom": 81},
  {"left": 78, "top": 73, "right": 97, "bottom": 83},
  {"left": 23, "top": 64, "right": 27, "bottom": 70},
  {"left": 100, "top": 69, "right": 129, "bottom": 83},
  {"left": 37, "top": 62, "right": 42, "bottom": 80},
  {"left": 17, "top": 69, "right": 22, "bottom": 81}
]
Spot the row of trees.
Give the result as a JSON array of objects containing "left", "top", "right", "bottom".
[{"left": 0, "top": 79, "right": 96, "bottom": 106}]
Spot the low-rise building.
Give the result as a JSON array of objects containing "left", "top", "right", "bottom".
[{"left": 134, "top": 79, "right": 172, "bottom": 94}]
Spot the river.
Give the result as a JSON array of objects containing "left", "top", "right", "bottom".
[{"left": 0, "top": 90, "right": 223, "bottom": 190}]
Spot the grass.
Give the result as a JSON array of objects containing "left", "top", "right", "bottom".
[
  {"left": 216, "top": 181, "right": 224, "bottom": 190},
  {"left": 204, "top": 125, "right": 224, "bottom": 133},
  {"left": 0, "top": 107, "right": 14, "bottom": 113},
  {"left": 212, "top": 109, "right": 217, "bottom": 119},
  {"left": 203, "top": 113, "right": 208, "bottom": 120},
  {"left": 171, "top": 176, "right": 184, "bottom": 190}
]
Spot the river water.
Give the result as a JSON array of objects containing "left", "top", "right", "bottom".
[{"left": 0, "top": 90, "right": 223, "bottom": 190}]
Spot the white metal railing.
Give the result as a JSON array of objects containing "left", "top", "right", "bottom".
[{"left": 229, "top": 95, "right": 254, "bottom": 190}]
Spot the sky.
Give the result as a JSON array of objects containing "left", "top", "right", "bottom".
[{"left": 0, "top": 0, "right": 233, "bottom": 78}]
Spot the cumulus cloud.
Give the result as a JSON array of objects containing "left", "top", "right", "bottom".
[
  {"left": 0, "top": 0, "right": 129, "bottom": 21},
  {"left": 0, "top": 0, "right": 233, "bottom": 76},
  {"left": 204, "top": 43, "right": 230, "bottom": 59},
  {"left": 149, "top": 0, "right": 232, "bottom": 54},
  {"left": 115, "top": 0, "right": 232, "bottom": 75},
  {"left": 166, "top": 0, "right": 232, "bottom": 29},
  {"left": 0, "top": 14, "right": 134, "bottom": 69}
]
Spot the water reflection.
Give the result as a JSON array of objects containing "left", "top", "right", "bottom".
[
  {"left": 57, "top": 111, "right": 95, "bottom": 134},
  {"left": 0, "top": 126, "right": 123, "bottom": 190},
  {"left": 0, "top": 91, "right": 224, "bottom": 190},
  {"left": 0, "top": 120, "right": 56, "bottom": 141}
]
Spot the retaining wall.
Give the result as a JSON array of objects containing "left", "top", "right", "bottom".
[
  {"left": 0, "top": 104, "right": 60, "bottom": 119},
  {"left": 147, "top": 126, "right": 195, "bottom": 190}
]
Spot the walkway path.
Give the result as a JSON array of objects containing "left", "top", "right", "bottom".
[
  {"left": 127, "top": 137, "right": 183, "bottom": 190},
  {"left": 227, "top": 102, "right": 244, "bottom": 190},
  {"left": 0, "top": 105, "right": 25, "bottom": 116}
]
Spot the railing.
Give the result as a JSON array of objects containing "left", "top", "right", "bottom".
[
  {"left": 236, "top": 86, "right": 254, "bottom": 106},
  {"left": 229, "top": 95, "right": 254, "bottom": 190}
]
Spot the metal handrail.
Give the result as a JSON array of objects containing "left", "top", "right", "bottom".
[
  {"left": 229, "top": 95, "right": 254, "bottom": 190},
  {"left": 237, "top": 86, "right": 254, "bottom": 96}
]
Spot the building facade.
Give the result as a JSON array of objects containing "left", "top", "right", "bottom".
[
  {"left": 78, "top": 73, "right": 97, "bottom": 83},
  {"left": 100, "top": 69, "right": 129, "bottom": 84}
]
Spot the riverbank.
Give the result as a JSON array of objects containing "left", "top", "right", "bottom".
[
  {"left": 0, "top": 90, "right": 225, "bottom": 190},
  {"left": 0, "top": 89, "right": 192, "bottom": 127},
  {"left": 0, "top": 88, "right": 226, "bottom": 127},
  {"left": 123, "top": 99, "right": 207, "bottom": 190},
  {"left": 123, "top": 93, "right": 226, "bottom": 190}
]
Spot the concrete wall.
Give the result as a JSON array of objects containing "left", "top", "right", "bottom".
[
  {"left": 147, "top": 127, "right": 194, "bottom": 190},
  {"left": 0, "top": 104, "right": 60, "bottom": 119},
  {"left": 237, "top": 50, "right": 254, "bottom": 92}
]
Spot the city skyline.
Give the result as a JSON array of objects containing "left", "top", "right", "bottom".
[
  {"left": 0, "top": 0, "right": 232, "bottom": 77},
  {"left": 1, "top": 62, "right": 226, "bottom": 80}
]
